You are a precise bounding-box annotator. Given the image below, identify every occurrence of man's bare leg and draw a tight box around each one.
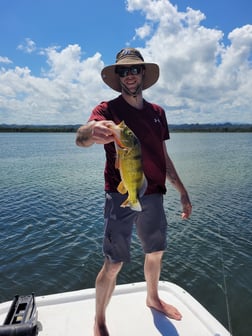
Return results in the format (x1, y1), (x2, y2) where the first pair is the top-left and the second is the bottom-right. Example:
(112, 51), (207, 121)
(144, 251), (182, 320)
(94, 258), (123, 336)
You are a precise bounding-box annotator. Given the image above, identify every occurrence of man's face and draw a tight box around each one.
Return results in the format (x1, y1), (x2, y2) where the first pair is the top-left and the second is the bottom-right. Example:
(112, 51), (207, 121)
(117, 65), (144, 95)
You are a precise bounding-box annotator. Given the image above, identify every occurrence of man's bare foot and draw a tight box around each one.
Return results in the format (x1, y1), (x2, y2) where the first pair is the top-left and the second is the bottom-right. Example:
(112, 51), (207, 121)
(147, 299), (182, 321)
(94, 321), (109, 336)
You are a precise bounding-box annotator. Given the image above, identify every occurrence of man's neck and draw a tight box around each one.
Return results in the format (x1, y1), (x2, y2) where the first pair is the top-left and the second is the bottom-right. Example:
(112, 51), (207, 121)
(121, 91), (144, 110)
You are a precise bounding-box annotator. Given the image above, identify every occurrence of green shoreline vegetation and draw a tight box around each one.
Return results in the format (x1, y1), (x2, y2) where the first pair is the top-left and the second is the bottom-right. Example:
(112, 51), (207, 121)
(0, 123), (252, 133)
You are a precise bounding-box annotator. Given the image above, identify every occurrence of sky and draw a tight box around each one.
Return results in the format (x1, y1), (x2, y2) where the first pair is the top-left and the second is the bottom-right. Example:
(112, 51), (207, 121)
(0, 0), (252, 125)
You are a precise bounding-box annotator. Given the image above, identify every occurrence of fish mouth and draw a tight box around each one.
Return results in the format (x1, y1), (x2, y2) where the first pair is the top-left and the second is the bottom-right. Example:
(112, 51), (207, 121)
(114, 137), (127, 149)
(108, 126), (127, 149)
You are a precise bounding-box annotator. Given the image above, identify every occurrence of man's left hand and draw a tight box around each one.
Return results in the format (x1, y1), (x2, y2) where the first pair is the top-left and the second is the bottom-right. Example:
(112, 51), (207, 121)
(181, 193), (192, 219)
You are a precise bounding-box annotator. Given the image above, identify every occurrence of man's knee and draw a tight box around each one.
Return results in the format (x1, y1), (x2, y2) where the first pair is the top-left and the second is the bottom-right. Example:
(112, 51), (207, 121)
(145, 250), (164, 262)
(104, 259), (123, 279)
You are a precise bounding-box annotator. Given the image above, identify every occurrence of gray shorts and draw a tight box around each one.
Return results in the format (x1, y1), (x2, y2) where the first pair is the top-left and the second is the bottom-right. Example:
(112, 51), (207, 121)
(103, 192), (168, 263)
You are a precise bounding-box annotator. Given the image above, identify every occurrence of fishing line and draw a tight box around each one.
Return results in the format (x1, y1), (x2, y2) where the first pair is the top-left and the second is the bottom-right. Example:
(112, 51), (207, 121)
(217, 222), (233, 335)
(167, 197), (233, 334)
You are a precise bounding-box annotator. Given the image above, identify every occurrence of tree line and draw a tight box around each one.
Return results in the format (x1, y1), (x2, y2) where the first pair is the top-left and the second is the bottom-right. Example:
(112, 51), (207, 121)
(0, 123), (252, 133)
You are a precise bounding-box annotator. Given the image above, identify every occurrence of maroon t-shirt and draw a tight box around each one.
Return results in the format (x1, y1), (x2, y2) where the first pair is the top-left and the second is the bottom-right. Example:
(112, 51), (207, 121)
(88, 95), (170, 194)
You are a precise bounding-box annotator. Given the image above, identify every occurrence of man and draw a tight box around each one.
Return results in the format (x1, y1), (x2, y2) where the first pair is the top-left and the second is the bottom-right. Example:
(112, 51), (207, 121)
(76, 48), (192, 336)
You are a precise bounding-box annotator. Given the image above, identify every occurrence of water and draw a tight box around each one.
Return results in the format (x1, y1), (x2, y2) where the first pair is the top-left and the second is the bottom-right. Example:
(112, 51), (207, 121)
(0, 132), (251, 336)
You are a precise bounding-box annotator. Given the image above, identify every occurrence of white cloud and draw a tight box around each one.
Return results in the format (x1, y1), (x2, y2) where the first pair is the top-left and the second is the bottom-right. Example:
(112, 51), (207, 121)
(134, 23), (152, 39)
(17, 38), (37, 54)
(0, 45), (114, 124)
(0, 56), (12, 64)
(127, 0), (252, 123)
(0, 0), (252, 124)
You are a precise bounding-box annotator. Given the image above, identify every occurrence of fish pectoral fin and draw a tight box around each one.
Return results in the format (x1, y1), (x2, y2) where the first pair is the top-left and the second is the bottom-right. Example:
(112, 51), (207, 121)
(138, 175), (148, 198)
(117, 181), (127, 194)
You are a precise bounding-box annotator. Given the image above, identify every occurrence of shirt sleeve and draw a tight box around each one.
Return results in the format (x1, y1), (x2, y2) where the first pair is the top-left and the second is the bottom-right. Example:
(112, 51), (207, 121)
(161, 109), (170, 141)
(88, 101), (110, 122)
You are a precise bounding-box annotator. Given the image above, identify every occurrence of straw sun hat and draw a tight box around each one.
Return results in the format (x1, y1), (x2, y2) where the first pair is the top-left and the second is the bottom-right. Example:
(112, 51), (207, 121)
(101, 48), (159, 92)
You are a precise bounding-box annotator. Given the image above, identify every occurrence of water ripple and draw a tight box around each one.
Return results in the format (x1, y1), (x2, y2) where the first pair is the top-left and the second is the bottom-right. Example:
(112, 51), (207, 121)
(0, 133), (251, 336)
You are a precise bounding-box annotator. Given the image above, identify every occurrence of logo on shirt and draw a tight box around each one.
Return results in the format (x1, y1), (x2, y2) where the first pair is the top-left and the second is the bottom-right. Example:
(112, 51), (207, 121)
(154, 118), (161, 123)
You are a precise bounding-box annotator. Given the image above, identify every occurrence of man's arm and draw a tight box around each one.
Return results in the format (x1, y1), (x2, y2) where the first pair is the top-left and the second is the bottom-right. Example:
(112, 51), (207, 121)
(76, 120), (115, 147)
(163, 142), (192, 219)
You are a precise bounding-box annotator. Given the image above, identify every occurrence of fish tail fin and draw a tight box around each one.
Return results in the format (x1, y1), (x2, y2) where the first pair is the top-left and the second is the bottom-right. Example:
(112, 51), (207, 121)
(120, 197), (142, 212)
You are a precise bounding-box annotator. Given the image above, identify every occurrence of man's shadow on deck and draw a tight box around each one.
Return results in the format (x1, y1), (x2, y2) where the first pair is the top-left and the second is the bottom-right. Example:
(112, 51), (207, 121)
(150, 308), (179, 336)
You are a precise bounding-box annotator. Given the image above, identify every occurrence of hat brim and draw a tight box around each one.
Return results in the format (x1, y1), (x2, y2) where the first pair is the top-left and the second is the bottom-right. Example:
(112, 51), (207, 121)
(101, 62), (159, 92)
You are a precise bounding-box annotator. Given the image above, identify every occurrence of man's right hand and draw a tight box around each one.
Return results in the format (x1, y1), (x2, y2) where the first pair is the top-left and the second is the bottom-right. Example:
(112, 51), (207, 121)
(76, 120), (116, 147)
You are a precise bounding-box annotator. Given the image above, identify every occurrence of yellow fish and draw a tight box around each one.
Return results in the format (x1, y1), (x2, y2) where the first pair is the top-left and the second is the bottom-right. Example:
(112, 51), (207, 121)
(109, 121), (147, 211)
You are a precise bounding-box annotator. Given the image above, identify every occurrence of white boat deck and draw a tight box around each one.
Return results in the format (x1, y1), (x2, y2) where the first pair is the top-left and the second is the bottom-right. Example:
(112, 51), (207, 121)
(0, 281), (231, 336)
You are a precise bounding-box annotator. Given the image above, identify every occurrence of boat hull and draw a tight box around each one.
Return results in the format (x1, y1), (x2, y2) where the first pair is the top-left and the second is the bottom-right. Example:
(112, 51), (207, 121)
(0, 281), (231, 335)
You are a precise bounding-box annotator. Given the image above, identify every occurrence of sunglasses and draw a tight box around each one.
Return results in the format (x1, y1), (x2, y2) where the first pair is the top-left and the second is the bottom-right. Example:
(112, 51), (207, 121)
(116, 65), (143, 78)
